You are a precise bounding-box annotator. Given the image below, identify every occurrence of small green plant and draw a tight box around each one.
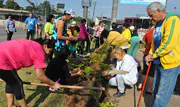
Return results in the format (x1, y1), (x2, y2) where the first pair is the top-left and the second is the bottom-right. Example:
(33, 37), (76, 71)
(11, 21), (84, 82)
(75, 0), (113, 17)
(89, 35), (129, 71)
(99, 102), (114, 107)
(71, 63), (85, 68)
(99, 63), (108, 68)
(89, 90), (97, 99)
(90, 59), (99, 64)
(84, 66), (94, 74)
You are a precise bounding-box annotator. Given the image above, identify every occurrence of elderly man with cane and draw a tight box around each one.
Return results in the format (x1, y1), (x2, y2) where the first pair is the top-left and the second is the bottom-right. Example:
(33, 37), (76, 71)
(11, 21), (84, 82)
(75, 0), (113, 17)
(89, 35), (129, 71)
(145, 2), (180, 107)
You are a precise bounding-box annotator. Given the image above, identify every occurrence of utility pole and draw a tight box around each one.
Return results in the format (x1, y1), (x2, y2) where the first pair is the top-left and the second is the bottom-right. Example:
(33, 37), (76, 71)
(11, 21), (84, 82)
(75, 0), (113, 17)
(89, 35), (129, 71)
(165, 0), (168, 10)
(111, 0), (119, 23)
(92, 1), (96, 20)
(83, 7), (88, 19)
(44, 8), (46, 22)
(82, 0), (91, 19)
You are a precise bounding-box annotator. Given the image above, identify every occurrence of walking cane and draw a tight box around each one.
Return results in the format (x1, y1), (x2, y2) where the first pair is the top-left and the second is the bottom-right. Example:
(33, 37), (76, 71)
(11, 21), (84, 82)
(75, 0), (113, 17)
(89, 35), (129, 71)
(137, 61), (152, 107)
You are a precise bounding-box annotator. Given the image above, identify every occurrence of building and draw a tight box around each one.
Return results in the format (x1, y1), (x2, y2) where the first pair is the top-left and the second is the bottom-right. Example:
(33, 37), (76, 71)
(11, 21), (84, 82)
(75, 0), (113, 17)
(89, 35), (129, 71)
(0, 8), (30, 21)
(95, 17), (124, 30)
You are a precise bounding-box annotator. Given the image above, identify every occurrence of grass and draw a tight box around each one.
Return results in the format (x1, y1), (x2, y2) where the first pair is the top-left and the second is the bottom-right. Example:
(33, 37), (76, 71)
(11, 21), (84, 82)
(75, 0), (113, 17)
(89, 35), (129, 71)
(0, 66), (64, 107)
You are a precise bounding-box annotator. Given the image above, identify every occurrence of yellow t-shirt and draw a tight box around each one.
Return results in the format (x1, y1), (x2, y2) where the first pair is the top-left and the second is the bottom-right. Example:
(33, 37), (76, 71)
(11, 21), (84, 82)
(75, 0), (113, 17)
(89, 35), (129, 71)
(122, 29), (131, 41)
(44, 22), (53, 35)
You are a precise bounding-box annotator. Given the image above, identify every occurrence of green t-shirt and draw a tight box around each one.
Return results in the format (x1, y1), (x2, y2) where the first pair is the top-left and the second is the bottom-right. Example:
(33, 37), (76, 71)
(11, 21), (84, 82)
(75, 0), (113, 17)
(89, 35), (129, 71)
(44, 22), (53, 35)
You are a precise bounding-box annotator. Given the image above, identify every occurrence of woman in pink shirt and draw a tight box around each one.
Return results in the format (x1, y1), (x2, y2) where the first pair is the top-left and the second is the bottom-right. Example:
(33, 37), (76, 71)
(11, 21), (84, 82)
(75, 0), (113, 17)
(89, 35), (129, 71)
(78, 19), (92, 54)
(0, 39), (60, 107)
(94, 21), (104, 48)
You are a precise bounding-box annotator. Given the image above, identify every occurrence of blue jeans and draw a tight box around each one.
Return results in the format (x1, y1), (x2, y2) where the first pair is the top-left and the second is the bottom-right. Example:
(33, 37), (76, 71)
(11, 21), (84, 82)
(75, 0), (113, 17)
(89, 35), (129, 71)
(152, 64), (180, 107)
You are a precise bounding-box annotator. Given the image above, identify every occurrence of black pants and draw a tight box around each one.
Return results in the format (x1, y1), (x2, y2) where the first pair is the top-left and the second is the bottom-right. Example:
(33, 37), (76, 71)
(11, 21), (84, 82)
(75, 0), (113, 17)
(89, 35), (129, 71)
(45, 47), (71, 85)
(0, 70), (25, 100)
(79, 37), (90, 54)
(26, 30), (35, 40)
(7, 31), (13, 40)
(95, 37), (100, 48)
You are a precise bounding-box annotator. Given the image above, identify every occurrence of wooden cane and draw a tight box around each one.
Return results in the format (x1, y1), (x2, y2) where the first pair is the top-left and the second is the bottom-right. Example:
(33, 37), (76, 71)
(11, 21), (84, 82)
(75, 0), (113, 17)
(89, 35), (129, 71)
(0, 79), (105, 91)
(137, 62), (152, 107)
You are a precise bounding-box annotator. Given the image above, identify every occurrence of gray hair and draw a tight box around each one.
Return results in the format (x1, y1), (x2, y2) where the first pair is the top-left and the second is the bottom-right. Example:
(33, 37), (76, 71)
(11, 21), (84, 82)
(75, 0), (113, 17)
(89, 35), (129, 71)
(147, 2), (166, 12)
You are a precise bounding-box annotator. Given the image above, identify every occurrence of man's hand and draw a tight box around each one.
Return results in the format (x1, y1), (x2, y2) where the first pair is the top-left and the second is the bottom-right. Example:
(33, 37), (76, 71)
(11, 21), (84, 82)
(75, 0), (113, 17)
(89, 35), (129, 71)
(24, 28), (26, 31)
(145, 54), (154, 65)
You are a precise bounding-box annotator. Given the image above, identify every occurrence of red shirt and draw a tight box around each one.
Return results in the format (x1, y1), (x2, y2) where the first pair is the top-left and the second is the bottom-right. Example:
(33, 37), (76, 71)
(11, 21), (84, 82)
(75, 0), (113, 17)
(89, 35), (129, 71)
(0, 39), (46, 70)
(142, 28), (154, 55)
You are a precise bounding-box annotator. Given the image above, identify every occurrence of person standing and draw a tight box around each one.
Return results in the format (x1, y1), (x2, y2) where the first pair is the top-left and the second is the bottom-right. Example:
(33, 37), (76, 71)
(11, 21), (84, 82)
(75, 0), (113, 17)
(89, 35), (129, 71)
(44, 14), (55, 40)
(45, 9), (78, 86)
(24, 13), (38, 40)
(94, 21), (104, 48)
(5, 15), (16, 41)
(78, 19), (92, 55)
(44, 14), (55, 62)
(37, 16), (44, 39)
(146, 2), (180, 107)
(121, 23), (131, 41)
(127, 26), (140, 57)
(138, 21), (156, 93)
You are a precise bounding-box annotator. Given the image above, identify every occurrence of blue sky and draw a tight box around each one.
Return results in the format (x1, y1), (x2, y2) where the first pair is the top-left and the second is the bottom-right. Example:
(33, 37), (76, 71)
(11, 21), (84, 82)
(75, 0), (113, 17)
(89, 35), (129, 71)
(3, 0), (180, 20)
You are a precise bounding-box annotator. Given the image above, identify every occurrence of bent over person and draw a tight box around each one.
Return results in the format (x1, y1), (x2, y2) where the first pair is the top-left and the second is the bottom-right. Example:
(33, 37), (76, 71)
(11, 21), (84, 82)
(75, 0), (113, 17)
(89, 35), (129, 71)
(0, 39), (60, 107)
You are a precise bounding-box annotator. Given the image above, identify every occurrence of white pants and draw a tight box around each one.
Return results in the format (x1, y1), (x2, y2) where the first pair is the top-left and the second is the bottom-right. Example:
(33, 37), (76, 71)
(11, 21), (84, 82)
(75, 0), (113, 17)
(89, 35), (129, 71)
(109, 75), (133, 93)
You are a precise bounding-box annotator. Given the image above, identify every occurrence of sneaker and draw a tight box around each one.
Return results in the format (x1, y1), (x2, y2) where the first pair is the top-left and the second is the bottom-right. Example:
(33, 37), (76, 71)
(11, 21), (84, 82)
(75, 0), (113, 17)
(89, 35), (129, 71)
(113, 91), (125, 97)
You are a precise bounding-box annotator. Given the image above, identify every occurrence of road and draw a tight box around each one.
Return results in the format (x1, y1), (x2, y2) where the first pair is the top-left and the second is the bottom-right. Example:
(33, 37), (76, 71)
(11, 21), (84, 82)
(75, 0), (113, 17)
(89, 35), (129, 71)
(0, 27), (37, 42)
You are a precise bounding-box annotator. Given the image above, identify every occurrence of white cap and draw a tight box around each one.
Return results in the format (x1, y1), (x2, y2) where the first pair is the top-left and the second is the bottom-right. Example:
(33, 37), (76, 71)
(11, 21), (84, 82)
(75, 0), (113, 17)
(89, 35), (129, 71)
(129, 26), (135, 31)
(65, 9), (76, 18)
(71, 21), (76, 25)
(71, 21), (76, 27)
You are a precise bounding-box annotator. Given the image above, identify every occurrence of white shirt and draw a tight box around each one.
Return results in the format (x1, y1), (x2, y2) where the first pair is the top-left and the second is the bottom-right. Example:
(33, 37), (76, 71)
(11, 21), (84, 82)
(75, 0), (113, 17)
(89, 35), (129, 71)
(116, 54), (138, 86)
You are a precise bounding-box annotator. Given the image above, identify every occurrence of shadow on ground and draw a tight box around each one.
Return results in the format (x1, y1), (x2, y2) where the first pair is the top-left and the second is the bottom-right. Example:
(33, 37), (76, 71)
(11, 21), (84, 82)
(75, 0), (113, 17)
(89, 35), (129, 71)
(26, 86), (51, 106)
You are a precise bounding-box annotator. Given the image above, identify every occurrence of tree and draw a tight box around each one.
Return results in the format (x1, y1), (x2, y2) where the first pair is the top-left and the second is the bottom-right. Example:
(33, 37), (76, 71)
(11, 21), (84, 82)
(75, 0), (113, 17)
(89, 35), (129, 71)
(0, 3), (3, 8)
(37, 0), (51, 16)
(25, 6), (34, 12)
(5, 0), (20, 10)
(0, 0), (4, 8)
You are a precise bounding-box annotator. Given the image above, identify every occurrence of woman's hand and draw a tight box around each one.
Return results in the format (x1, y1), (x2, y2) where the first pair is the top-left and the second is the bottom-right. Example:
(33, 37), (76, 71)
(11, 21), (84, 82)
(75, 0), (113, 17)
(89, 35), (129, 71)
(52, 82), (61, 90)
(102, 71), (110, 76)
(76, 70), (83, 76)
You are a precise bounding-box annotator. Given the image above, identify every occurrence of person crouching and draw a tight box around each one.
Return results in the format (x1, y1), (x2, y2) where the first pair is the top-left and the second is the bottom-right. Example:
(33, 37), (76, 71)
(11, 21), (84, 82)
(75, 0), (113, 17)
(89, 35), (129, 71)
(103, 47), (138, 97)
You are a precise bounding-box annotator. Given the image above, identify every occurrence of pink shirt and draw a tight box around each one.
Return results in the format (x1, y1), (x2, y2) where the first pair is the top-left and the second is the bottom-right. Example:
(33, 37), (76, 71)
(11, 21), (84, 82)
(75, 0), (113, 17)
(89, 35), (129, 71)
(95, 26), (104, 37)
(78, 23), (90, 40)
(0, 39), (46, 70)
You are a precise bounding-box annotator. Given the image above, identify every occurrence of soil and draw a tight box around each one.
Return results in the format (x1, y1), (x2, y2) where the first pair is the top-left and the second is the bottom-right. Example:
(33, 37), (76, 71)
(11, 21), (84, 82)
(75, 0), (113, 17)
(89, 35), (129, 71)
(62, 50), (118, 107)
(63, 80), (100, 107)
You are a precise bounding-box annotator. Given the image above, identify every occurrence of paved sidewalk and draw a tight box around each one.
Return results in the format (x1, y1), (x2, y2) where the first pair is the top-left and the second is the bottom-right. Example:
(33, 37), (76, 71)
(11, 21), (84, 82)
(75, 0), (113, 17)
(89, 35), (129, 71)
(106, 48), (180, 107)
